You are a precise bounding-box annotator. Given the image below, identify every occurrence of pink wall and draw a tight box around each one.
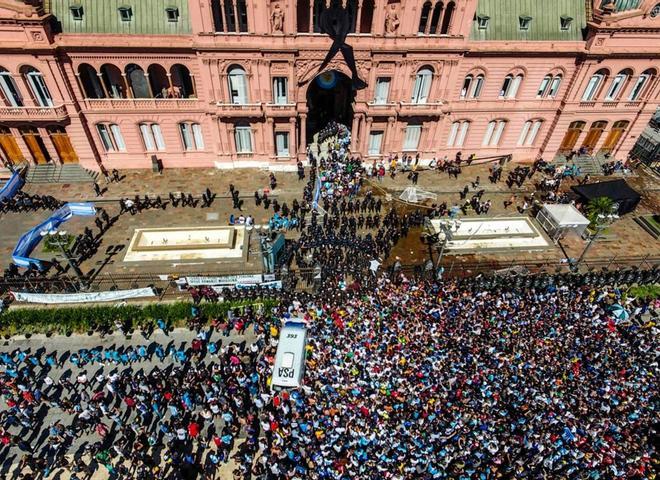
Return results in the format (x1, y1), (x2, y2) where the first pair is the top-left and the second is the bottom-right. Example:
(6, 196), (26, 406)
(0, 0), (658, 171)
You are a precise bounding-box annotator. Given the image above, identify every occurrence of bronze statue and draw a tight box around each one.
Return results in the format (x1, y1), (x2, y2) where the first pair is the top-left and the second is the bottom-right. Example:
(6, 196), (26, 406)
(317, 0), (367, 90)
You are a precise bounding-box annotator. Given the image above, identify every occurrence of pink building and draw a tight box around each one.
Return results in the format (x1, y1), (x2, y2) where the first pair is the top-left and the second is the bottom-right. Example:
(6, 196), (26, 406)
(0, 0), (658, 171)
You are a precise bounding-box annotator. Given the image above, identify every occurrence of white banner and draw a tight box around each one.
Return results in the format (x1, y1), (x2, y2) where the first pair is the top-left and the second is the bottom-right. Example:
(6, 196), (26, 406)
(11, 287), (156, 305)
(184, 274), (263, 286)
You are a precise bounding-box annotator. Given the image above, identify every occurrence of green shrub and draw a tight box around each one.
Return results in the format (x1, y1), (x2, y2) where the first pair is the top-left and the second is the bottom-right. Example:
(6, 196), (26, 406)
(0, 299), (278, 336)
(627, 284), (660, 301)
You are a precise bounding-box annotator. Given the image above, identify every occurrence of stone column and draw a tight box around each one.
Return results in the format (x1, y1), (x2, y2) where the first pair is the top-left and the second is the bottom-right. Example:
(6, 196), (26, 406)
(121, 73), (133, 98)
(384, 116), (396, 153)
(299, 113), (307, 152)
(96, 73), (110, 98)
(227, 124), (236, 161)
(360, 117), (373, 156)
(355, 1), (363, 33)
(232, 1), (240, 32)
(144, 74), (155, 98)
(350, 114), (361, 151)
(266, 118), (275, 159)
(289, 117), (298, 158)
(219, 0), (228, 32)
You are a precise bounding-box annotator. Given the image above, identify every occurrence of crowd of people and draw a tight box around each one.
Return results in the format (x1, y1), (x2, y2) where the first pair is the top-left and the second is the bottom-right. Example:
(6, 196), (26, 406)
(0, 192), (62, 214)
(0, 271), (656, 479)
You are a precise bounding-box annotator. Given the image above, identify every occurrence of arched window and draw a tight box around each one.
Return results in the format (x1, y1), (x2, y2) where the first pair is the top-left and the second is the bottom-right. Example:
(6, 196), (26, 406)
(518, 120), (543, 146)
(0, 67), (23, 107)
(537, 75), (552, 98)
(482, 120), (506, 146)
(411, 67), (433, 104)
(548, 75), (562, 97)
(582, 69), (607, 101)
(460, 75), (473, 98)
(100, 64), (125, 99)
(605, 69), (631, 101)
(211, 0), (224, 32)
(447, 120), (470, 147)
(236, 0), (248, 32)
(297, 0), (310, 32)
(147, 64), (169, 99)
(628, 68), (655, 101)
(313, 0), (325, 33)
(471, 74), (484, 98)
(429, 2), (444, 34)
(440, 1), (454, 34)
(228, 66), (248, 104)
(96, 123), (126, 152)
(78, 64), (105, 99)
(179, 122), (205, 151)
(125, 64), (151, 98)
(139, 123), (166, 151)
(360, 0), (375, 33)
(171, 64), (194, 98)
(22, 67), (53, 107)
(418, 2), (432, 34)
(500, 74), (523, 99)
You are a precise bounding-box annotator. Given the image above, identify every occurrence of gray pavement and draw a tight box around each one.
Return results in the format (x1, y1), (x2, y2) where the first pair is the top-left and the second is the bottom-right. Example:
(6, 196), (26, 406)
(0, 328), (257, 479)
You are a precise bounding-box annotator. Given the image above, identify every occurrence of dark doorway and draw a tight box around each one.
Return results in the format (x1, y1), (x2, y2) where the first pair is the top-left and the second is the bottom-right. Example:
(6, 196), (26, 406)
(306, 70), (354, 144)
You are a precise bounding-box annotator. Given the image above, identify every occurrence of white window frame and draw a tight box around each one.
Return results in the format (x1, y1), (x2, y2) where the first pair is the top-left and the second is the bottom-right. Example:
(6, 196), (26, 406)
(548, 75), (562, 98)
(275, 131), (289, 157)
(499, 75), (512, 98)
(110, 124), (126, 151)
(228, 68), (248, 104)
(483, 120), (506, 146)
(448, 121), (470, 147)
(582, 73), (604, 101)
(235, 126), (253, 154)
(628, 73), (649, 101)
(477, 15), (489, 29)
(403, 125), (422, 151)
(374, 77), (391, 104)
(368, 131), (383, 155)
(508, 75), (523, 99)
(537, 75), (552, 98)
(139, 123), (156, 151)
(560, 16), (573, 31)
(165, 7), (179, 22)
(272, 77), (288, 105)
(192, 123), (204, 150)
(460, 75), (472, 99)
(605, 73), (628, 101)
(518, 120), (543, 146)
(179, 123), (193, 151)
(118, 6), (132, 22)
(0, 72), (22, 107)
(152, 124), (166, 151)
(411, 68), (433, 104)
(97, 124), (114, 152)
(26, 71), (53, 107)
(471, 75), (484, 99)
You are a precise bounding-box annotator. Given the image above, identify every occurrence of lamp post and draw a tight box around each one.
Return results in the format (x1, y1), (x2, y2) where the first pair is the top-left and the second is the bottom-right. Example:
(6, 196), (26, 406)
(572, 211), (618, 272)
(425, 219), (461, 270)
(41, 229), (87, 289)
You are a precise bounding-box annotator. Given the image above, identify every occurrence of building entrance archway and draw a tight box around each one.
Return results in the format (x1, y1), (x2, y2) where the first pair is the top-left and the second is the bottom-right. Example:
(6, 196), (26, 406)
(306, 70), (354, 144)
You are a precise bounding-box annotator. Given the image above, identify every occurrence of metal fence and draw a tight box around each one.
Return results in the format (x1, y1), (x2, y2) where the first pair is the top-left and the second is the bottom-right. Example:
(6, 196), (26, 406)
(1, 254), (658, 298)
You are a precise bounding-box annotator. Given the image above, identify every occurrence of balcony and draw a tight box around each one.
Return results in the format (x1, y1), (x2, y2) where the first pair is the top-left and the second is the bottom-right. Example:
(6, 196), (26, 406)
(216, 102), (263, 118)
(0, 105), (69, 121)
(397, 101), (444, 117)
(82, 98), (200, 111)
(366, 102), (397, 117)
(263, 103), (296, 118)
(578, 101), (597, 108)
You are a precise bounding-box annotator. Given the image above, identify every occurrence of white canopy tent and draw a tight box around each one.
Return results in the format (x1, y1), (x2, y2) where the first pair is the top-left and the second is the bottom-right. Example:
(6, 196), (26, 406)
(536, 204), (590, 242)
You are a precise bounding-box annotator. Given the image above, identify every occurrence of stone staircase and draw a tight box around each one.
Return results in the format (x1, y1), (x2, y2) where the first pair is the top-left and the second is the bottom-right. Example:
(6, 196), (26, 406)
(552, 155), (604, 176)
(25, 164), (99, 184)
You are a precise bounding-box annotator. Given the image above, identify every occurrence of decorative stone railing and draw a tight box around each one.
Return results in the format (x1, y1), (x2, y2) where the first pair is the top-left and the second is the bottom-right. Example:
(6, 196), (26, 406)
(0, 105), (68, 119)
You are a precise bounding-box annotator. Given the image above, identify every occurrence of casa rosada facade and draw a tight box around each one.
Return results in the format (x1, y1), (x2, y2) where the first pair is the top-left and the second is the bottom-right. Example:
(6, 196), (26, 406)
(0, 0), (658, 171)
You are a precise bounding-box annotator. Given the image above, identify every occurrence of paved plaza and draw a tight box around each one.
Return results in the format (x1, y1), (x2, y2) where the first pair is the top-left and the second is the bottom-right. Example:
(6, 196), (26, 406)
(1, 162), (659, 282)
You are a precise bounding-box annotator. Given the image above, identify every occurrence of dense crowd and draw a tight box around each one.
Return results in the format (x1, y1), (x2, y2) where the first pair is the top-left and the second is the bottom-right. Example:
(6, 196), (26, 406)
(0, 273), (657, 479)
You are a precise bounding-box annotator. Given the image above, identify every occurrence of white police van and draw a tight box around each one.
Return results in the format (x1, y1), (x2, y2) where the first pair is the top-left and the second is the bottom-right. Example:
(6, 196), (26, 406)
(271, 320), (307, 390)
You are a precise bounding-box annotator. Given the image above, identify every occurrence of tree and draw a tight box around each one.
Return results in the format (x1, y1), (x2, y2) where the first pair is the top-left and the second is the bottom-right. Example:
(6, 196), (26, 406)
(586, 196), (615, 228)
